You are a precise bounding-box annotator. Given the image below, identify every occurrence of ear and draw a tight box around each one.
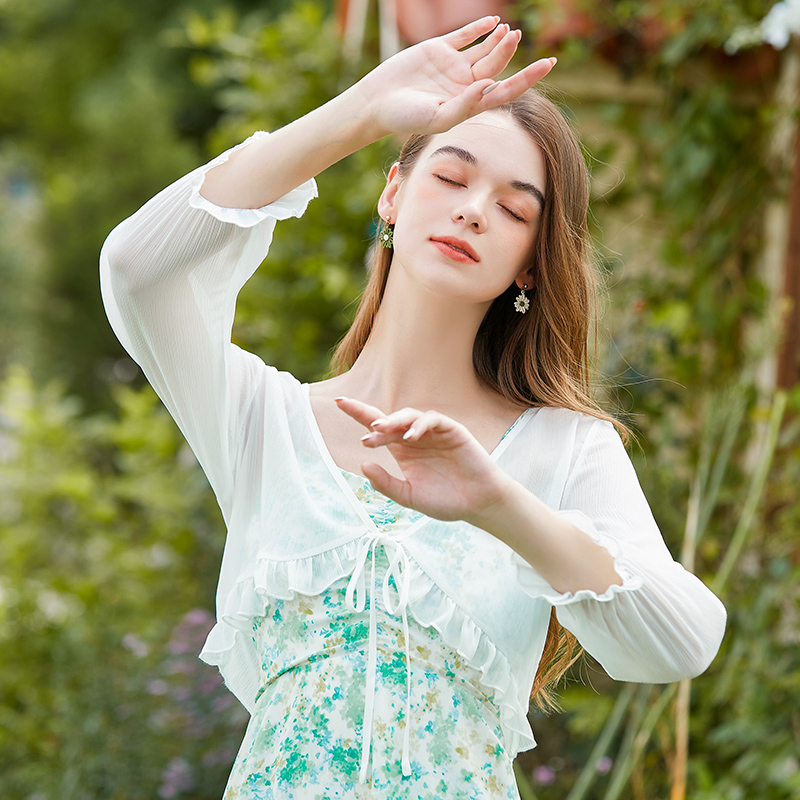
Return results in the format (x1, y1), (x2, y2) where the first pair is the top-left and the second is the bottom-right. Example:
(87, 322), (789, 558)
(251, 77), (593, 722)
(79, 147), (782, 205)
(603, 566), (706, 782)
(514, 267), (535, 290)
(377, 162), (402, 222)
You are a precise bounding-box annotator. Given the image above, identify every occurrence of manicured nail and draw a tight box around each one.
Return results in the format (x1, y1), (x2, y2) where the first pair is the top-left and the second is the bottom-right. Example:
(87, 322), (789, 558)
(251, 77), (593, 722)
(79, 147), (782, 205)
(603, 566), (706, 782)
(482, 82), (499, 96)
(549, 57), (558, 66)
(360, 433), (374, 442)
(370, 418), (387, 428)
(334, 396), (348, 402)
(403, 428), (416, 440)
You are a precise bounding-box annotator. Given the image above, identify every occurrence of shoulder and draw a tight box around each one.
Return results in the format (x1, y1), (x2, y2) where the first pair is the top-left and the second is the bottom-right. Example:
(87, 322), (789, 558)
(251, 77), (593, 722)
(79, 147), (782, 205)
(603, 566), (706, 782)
(530, 405), (618, 444)
(521, 406), (627, 479)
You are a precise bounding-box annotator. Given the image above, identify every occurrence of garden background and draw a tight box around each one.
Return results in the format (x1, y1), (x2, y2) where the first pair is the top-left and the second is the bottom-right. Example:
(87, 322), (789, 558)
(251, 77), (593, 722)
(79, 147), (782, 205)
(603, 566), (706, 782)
(0, 0), (798, 798)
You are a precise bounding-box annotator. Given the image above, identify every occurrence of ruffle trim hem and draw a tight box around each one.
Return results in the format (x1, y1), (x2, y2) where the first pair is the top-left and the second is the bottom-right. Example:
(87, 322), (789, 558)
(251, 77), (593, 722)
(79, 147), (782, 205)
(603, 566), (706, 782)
(512, 509), (644, 605)
(198, 539), (537, 758)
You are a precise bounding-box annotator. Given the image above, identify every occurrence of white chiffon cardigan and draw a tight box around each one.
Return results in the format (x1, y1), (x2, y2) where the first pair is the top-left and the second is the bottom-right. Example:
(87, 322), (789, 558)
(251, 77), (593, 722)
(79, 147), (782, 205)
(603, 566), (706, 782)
(99, 132), (727, 760)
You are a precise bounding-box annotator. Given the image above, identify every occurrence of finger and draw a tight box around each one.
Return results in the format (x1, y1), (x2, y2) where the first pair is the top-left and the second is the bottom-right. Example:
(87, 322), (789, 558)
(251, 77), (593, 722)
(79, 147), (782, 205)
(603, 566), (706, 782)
(361, 462), (413, 507)
(440, 16), (501, 49)
(463, 22), (510, 65)
(370, 406), (425, 433)
(334, 396), (387, 431)
(479, 58), (556, 109)
(470, 28), (521, 80)
(430, 80), (495, 131)
(401, 410), (455, 442)
(362, 408), (451, 447)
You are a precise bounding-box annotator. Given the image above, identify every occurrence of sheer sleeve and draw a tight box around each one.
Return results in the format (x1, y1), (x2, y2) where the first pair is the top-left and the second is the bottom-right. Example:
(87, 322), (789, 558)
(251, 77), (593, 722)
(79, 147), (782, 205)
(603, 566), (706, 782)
(512, 419), (726, 683)
(99, 132), (317, 520)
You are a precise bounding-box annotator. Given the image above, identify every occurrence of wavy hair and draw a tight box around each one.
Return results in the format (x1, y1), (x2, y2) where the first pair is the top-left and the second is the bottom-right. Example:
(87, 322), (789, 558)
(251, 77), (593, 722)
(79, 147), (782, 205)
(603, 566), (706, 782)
(331, 89), (625, 710)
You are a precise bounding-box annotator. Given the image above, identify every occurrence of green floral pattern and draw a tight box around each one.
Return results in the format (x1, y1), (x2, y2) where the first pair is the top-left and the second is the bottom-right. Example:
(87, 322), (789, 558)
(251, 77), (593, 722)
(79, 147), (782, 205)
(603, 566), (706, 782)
(222, 474), (520, 799)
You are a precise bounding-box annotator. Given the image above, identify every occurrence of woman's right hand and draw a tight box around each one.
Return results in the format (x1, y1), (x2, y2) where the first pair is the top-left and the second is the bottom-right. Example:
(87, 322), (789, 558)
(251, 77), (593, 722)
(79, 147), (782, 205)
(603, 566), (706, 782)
(199, 17), (554, 210)
(352, 16), (555, 139)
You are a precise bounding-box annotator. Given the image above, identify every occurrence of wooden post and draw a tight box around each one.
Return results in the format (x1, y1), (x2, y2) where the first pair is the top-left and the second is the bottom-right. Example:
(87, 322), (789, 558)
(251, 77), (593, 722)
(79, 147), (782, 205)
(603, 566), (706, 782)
(752, 41), (800, 401)
(777, 99), (800, 389)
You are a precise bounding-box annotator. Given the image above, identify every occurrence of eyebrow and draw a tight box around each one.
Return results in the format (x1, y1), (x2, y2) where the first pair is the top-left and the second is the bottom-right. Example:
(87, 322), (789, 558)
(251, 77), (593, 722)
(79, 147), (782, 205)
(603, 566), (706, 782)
(428, 145), (546, 210)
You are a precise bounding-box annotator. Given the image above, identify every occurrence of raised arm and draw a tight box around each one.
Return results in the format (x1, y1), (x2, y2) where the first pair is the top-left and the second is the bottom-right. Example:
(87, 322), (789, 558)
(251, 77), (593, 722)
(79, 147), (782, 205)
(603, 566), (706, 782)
(99, 135), (318, 517)
(100, 17), (554, 519)
(199, 17), (555, 209)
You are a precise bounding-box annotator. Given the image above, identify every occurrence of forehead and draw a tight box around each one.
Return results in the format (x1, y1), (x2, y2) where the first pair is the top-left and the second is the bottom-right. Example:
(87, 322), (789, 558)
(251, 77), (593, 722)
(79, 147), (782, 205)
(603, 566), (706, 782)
(418, 113), (546, 189)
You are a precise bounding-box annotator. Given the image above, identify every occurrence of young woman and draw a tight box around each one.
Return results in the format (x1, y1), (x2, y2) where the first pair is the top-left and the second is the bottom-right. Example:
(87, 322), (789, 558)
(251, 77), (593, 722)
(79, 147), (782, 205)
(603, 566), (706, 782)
(100, 17), (726, 799)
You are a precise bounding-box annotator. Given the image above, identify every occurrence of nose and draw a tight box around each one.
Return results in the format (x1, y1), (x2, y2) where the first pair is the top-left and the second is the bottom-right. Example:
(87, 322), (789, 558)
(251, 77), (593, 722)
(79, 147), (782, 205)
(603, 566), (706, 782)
(452, 192), (488, 233)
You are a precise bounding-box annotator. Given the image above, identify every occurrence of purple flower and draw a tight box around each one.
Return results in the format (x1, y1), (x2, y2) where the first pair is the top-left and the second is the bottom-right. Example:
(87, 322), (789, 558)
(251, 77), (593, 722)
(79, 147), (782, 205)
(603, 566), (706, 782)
(168, 638), (192, 655)
(212, 694), (235, 712)
(533, 765), (557, 786)
(147, 679), (169, 696)
(158, 757), (194, 798)
(122, 633), (150, 658)
(199, 671), (223, 695)
(185, 608), (214, 627)
(597, 756), (614, 774)
(167, 608), (215, 653)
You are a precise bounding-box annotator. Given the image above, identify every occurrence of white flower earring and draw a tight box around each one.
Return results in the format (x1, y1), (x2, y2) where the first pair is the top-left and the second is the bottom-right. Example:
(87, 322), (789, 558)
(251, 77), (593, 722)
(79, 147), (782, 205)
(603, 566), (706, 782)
(514, 283), (530, 314)
(380, 217), (394, 249)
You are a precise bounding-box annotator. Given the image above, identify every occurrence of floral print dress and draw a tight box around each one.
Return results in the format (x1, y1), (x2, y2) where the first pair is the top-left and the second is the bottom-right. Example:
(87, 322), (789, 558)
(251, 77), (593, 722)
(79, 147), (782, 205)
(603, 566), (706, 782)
(222, 471), (521, 800)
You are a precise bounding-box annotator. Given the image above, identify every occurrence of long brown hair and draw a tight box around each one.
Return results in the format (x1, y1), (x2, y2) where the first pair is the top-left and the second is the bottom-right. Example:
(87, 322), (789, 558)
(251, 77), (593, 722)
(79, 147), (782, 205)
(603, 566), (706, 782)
(331, 89), (625, 710)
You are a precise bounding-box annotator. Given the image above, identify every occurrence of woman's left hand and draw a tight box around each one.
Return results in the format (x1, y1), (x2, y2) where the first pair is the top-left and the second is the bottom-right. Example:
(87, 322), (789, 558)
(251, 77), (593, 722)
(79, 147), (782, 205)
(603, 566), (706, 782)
(334, 396), (513, 524)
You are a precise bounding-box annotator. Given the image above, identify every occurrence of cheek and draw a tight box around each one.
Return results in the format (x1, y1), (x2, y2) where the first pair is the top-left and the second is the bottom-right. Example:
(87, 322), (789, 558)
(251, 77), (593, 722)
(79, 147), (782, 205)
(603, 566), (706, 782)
(397, 176), (450, 219)
(508, 222), (539, 267)
(392, 182), (445, 248)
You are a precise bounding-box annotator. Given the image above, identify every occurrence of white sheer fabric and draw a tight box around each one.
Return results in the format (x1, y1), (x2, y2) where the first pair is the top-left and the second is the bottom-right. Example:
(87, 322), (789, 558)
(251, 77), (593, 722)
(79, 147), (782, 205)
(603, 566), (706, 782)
(99, 132), (726, 763)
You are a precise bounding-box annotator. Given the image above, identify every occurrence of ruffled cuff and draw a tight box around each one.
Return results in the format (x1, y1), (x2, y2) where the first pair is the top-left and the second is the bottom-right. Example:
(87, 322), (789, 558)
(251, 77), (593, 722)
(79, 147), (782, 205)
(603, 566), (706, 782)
(188, 130), (319, 227)
(512, 509), (643, 606)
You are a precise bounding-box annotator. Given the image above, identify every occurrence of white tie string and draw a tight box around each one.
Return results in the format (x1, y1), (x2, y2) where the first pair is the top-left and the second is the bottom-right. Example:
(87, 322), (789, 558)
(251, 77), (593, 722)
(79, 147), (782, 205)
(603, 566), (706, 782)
(345, 531), (413, 785)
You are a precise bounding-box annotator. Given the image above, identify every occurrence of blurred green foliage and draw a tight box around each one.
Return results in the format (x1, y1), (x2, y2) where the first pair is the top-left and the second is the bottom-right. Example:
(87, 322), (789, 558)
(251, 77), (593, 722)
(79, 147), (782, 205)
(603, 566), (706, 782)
(0, 368), (247, 797)
(0, 0), (798, 798)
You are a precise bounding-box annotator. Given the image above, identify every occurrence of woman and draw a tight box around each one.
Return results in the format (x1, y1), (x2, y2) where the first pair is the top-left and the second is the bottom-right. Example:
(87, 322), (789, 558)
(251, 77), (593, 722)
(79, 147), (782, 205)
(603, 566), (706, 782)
(100, 17), (726, 799)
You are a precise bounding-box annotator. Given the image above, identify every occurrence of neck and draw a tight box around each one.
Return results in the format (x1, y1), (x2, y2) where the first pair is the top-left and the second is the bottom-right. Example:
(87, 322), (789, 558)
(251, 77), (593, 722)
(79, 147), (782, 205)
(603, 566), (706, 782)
(345, 267), (490, 413)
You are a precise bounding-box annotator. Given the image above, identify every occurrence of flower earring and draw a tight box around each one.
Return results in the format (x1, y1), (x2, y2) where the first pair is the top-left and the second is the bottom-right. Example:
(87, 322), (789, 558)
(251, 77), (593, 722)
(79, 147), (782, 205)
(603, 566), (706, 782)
(380, 217), (394, 249)
(514, 283), (530, 314)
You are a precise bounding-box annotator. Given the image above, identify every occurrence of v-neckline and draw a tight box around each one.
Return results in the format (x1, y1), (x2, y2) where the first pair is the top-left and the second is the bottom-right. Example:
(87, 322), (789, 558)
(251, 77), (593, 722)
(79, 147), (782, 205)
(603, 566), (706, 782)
(301, 382), (538, 539)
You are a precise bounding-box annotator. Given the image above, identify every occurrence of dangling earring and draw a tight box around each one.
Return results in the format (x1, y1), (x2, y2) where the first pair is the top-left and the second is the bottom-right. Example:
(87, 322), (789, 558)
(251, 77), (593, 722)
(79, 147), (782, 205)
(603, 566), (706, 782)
(514, 283), (530, 314)
(380, 217), (394, 249)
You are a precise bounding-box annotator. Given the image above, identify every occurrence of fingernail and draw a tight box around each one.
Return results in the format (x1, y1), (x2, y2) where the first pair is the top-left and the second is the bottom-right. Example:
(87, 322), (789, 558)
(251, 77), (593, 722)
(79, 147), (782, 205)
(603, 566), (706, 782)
(482, 82), (499, 96)
(550, 56), (558, 66)
(403, 428), (416, 440)
(360, 433), (374, 442)
(370, 418), (387, 428)
(334, 396), (348, 402)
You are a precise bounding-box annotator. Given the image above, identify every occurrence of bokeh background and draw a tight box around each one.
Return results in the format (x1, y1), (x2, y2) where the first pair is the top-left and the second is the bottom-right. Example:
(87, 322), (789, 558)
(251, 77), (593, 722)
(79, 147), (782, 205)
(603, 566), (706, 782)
(1, 1), (798, 798)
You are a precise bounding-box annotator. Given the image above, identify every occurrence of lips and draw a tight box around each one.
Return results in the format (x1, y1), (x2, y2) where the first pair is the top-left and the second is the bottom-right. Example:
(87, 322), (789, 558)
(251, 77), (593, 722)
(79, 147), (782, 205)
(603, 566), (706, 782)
(430, 236), (479, 262)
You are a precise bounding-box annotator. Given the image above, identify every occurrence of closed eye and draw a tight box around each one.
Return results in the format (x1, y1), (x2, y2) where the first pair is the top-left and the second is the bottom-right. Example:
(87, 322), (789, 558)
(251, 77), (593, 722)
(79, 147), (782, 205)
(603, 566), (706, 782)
(500, 205), (526, 223)
(434, 173), (464, 187)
